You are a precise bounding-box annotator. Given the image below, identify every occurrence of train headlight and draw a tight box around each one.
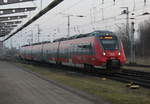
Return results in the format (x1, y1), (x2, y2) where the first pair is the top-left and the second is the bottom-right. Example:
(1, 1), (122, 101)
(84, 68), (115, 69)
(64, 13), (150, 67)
(118, 52), (121, 56)
(103, 52), (106, 56)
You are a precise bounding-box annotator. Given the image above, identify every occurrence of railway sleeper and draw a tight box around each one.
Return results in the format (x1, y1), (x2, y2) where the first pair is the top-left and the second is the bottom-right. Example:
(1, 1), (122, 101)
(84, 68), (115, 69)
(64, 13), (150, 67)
(106, 60), (121, 73)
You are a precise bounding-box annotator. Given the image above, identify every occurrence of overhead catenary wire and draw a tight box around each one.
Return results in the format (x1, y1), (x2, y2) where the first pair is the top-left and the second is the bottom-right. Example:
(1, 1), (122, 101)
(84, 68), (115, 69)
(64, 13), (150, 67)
(56, 0), (85, 14)
(3, 0), (64, 42)
(4, 0), (150, 47)
(35, 6), (150, 39)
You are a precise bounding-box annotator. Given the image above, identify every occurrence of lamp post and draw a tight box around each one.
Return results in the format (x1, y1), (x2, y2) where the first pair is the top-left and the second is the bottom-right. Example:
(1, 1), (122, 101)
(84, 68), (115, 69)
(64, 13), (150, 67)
(59, 13), (85, 37)
(130, 21), (135, 64)
(121, 7), (134, 63)
(27, 30), (33, 45)
(36, 24), (41, 43)
(123, 11), (150, 64)
(67, 15), (85, 37)
(121, 7), (129, 40)
(131, 12), (150, 64)
(40, 0), (42, 10)
(67, 15), (70, 38)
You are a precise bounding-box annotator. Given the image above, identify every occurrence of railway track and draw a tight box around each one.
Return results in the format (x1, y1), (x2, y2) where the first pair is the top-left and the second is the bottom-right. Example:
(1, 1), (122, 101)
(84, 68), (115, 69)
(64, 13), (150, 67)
(103, 69), (150, 88)
(15, 60), (150, 89)
(126, 64), (150, 68)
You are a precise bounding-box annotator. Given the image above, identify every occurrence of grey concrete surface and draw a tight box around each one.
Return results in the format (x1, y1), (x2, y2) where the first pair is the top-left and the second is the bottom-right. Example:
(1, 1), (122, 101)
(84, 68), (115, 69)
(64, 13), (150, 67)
(0, 61), (109, 104)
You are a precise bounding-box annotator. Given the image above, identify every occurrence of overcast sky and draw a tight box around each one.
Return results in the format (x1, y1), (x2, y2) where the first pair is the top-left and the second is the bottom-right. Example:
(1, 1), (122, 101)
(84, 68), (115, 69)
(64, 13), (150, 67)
(2, 0), (150, 48)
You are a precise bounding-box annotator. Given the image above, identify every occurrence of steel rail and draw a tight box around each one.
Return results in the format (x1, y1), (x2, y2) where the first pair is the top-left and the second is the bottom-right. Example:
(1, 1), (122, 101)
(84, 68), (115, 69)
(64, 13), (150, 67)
(12, 59), (150, 89)
(109, 72), (150, 88)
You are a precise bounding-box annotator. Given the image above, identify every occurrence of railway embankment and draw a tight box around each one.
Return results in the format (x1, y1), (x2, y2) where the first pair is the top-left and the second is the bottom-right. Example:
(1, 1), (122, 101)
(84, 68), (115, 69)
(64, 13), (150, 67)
(124, 64), (150, 72)
(13, 61), (150, 104)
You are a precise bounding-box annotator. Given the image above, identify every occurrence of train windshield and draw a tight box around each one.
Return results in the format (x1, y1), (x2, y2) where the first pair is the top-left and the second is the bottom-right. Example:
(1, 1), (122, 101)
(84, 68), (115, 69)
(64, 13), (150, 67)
(99, 36), (119, 50)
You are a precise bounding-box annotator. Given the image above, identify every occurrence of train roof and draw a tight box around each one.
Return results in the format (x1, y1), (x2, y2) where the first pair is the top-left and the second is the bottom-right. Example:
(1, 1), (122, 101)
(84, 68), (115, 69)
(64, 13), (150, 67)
(53, 30), (115, 42)
(22, 41), (51, 47)
(22, 30), (115, 47)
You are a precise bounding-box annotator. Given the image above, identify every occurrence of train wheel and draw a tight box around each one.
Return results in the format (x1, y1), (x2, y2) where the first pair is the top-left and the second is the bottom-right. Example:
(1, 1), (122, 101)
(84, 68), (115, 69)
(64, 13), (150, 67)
(56, 62), (62, 68)
(84, 64), (93, 73)
(56, 61), (62, 65)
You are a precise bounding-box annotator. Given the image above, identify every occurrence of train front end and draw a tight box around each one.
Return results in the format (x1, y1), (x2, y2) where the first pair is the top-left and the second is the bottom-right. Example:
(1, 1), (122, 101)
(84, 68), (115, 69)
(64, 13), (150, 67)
(95, 33), (126, 70)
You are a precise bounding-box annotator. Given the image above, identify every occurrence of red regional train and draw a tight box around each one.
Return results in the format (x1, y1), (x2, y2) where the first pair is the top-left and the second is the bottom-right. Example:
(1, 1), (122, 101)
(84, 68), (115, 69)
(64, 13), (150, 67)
(19, 31), (126, 71)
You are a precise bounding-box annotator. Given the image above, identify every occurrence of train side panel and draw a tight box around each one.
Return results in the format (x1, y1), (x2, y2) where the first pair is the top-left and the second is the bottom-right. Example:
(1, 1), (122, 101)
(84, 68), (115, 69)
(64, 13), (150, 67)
(31, 44), (43, 61)
(43, 42), (59, 63)
(21, 46), (32, 60)
(58, 37), (98, 66)
(19, 32), (126, 70)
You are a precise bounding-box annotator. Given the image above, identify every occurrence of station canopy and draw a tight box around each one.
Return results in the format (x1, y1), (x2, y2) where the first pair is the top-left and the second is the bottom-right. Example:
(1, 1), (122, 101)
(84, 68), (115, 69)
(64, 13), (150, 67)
(0, 0), (37, 37)
(0, 0), (35, 5)
(0, 15), (27, 21)
(0, 24), (17, 28)
(0, 21), (22, 37)
(0, 24), (18, 36)
(0, 21), (22, 25)
(0, 7), (36, 15)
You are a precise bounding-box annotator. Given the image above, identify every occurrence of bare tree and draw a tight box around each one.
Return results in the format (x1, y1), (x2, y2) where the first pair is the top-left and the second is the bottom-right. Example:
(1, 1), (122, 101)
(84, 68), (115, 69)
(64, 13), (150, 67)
(138, 19), (150, 57)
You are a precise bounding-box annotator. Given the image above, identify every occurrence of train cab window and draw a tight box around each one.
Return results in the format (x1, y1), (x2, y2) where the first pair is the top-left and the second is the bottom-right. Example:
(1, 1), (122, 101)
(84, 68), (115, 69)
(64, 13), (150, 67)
(100, 37), (119, 50)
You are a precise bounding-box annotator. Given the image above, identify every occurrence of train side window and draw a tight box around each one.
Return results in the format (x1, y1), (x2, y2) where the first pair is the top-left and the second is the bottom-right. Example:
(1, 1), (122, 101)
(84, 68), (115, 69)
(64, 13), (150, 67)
(72, 45), (76, 56)
(69, 44), (73, 57)
(69, 46), (72, 58)
(89, 43), (94, 55)
(73, 44), (78, 55)
(64, 48), (67, 58)
(77, 43), (83, 55)
(63, 48), (65, 58)
(77, 43), (93, 55)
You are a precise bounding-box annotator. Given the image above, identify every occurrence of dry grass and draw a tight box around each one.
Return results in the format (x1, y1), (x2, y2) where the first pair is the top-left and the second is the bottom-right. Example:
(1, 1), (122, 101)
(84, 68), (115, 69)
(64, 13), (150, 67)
(15, 63), (150, 104)
(123, 66), (150, 72)
(136, 57), (150, 65)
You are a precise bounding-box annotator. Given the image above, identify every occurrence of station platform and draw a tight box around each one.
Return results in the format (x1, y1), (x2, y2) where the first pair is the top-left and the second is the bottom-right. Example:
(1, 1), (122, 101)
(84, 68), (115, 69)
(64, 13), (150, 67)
(0, 61), (106, 104)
